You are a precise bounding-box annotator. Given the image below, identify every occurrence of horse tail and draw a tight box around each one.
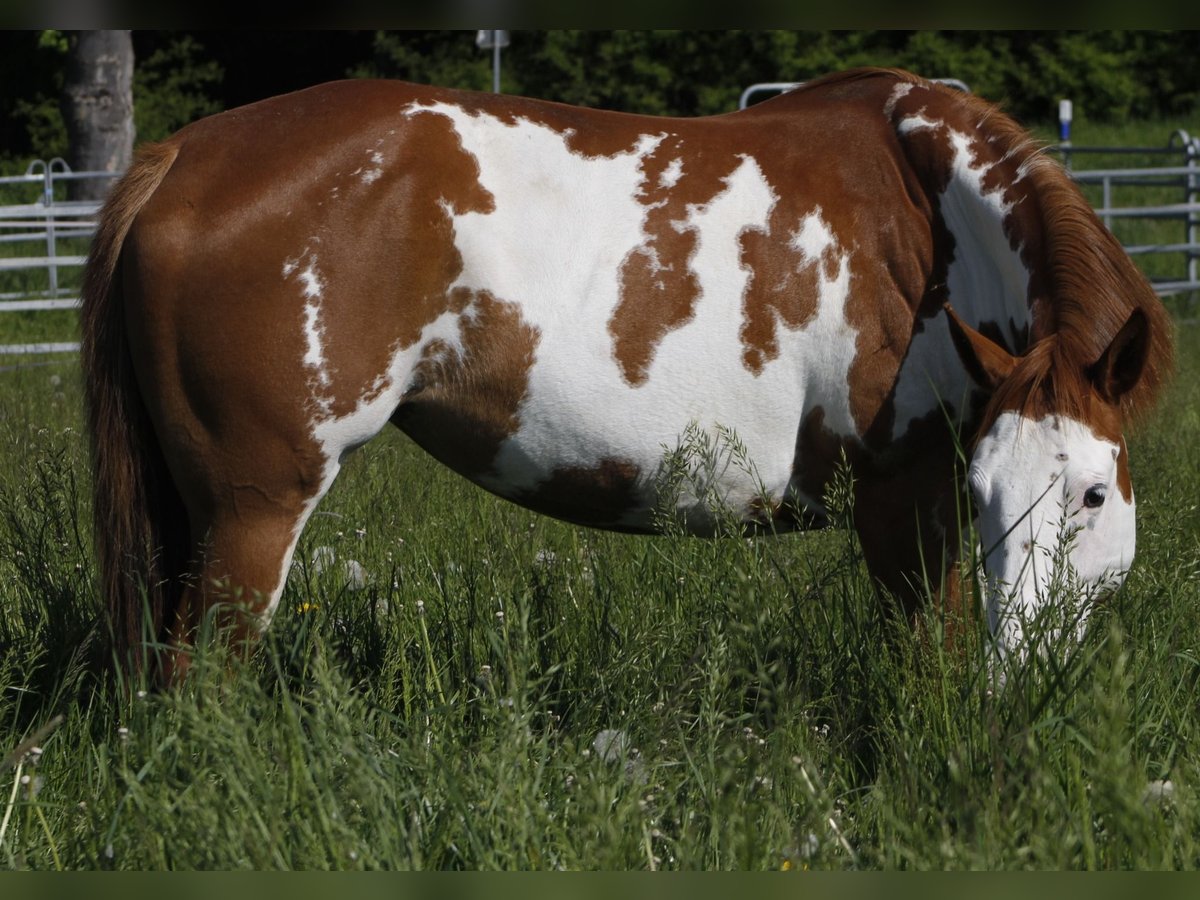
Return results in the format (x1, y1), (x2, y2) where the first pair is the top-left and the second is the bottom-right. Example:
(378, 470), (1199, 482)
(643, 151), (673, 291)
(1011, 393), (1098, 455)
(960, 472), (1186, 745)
(80, 141), (183, 673)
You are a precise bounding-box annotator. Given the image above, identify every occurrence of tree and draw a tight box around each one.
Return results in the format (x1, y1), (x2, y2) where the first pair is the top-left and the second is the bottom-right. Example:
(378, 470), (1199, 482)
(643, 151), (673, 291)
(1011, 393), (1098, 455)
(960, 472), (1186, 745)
(59, 30), (133, 201)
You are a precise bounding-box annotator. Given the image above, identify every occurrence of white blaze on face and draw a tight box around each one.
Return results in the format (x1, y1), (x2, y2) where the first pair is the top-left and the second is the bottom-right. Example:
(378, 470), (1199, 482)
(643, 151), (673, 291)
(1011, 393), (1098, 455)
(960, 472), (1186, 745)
(969, 411), (1136, 658)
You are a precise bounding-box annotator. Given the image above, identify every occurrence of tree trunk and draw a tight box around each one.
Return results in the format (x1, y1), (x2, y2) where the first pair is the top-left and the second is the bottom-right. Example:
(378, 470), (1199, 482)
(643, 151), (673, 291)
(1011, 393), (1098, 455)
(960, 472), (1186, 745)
(60, 30), (134, 202)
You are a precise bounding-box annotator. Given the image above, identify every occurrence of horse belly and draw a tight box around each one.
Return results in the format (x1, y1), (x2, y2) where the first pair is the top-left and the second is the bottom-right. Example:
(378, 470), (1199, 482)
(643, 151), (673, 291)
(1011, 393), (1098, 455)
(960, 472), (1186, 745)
(397, 345), (806, 533)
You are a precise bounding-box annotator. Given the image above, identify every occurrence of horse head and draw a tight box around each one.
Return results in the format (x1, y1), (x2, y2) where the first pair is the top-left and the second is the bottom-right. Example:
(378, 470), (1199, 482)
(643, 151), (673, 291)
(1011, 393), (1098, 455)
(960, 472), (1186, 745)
(946, 304), (1151, 660)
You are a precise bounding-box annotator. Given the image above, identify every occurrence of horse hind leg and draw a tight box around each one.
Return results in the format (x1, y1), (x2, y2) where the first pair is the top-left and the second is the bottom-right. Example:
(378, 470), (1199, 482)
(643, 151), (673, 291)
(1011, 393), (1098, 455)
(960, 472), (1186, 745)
(159, 441), (339, 684)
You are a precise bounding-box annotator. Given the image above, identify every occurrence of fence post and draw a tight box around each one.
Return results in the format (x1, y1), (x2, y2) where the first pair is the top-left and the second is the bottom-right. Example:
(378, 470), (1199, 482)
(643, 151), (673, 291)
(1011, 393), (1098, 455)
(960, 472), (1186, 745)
(1102, 175), (1112, 232)
(48, 158), (74, 297)
(1171, 130), (1197, 290)
(1058, 100), (1073, 172)
(1188, 135), (1198, 290)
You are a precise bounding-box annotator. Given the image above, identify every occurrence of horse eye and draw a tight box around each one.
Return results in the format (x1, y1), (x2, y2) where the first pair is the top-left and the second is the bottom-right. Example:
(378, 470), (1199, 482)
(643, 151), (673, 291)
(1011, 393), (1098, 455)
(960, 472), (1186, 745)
(1083, 485), (1107, 509)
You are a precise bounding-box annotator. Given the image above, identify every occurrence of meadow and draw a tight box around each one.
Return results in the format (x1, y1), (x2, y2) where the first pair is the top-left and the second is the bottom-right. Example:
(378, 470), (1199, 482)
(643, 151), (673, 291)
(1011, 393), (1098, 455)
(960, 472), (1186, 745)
(0, 117), (1198, 870)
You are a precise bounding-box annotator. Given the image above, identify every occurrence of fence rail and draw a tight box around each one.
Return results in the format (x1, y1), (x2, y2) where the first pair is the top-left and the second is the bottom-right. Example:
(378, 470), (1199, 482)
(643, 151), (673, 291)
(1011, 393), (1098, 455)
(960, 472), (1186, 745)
(0, 159), (112, 354)
(1048, 130), (1200, 296)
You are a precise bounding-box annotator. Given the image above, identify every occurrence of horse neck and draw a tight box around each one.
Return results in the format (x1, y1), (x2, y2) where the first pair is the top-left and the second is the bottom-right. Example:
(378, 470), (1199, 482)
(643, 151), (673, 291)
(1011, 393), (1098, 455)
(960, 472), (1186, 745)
(936, 130), (1048, 357)
(884, 80), (1047, 354)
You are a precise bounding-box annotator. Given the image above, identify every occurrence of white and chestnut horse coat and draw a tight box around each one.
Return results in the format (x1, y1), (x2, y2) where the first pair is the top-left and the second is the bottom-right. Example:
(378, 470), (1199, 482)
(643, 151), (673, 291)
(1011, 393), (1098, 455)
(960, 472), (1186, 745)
(81, 68), (1172, 678)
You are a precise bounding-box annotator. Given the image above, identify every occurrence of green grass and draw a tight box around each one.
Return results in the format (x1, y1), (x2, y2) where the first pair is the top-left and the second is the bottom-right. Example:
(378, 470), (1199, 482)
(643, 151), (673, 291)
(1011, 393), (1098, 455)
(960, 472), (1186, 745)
(0, 318), (1197, 869)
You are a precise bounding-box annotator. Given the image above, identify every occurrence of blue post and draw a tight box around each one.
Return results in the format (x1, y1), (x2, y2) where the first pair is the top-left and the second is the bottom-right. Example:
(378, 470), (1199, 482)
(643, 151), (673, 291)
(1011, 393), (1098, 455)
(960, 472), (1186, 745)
(1058, 99), (1073, 172)
(1058, 99), (1073, 143)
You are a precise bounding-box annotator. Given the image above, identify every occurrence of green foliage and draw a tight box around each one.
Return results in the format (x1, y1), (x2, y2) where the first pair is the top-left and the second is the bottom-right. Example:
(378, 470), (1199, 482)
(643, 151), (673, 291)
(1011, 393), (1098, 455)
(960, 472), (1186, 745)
(10, 94), (67, 162)
(132, 35), (224, 144)
(8, 31), (67, 162)
(349, 31), (1200, 124)
(1, 30), (1198, 170)
(1009, 32), (1142, 122)
(0, 32), (224, 166)
(351, 31), (493, 93)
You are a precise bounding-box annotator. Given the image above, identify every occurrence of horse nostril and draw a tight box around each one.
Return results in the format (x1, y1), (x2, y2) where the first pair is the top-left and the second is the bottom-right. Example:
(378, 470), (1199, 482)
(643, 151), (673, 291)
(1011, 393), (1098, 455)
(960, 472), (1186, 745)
(1021, 540), (1031, 552)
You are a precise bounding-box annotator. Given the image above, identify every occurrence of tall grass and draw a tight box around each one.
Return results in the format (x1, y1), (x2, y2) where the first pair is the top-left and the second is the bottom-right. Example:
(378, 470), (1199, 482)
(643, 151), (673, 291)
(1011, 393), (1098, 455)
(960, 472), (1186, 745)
(0, 319), (1197, 869)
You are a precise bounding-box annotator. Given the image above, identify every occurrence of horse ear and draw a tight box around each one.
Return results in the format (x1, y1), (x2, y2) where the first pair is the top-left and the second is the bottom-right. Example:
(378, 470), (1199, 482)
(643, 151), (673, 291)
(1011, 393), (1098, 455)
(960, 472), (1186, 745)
(1089, 307), (1149, 403)
(944, 304), (1016, 392)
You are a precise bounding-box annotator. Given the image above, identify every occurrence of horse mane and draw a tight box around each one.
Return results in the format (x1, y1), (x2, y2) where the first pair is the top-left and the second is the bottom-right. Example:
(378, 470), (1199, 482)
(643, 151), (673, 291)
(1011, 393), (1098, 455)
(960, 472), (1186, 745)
(795, 68), (1175, 432)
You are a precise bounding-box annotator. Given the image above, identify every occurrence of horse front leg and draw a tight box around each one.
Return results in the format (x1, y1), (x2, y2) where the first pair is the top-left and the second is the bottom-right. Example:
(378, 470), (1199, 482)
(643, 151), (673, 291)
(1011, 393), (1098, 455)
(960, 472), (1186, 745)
(852, 463), (973, 645)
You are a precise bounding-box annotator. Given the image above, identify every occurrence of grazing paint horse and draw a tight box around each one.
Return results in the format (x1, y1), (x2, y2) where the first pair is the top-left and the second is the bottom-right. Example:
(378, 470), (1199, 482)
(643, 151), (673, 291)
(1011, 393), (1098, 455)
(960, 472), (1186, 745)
(81, 68), (1172, 680)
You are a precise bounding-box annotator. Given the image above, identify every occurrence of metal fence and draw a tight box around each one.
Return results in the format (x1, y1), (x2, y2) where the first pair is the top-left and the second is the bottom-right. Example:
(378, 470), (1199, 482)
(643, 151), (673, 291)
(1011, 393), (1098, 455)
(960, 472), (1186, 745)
(0, 159), (115, 355)
(1050, 132), (1200, 296)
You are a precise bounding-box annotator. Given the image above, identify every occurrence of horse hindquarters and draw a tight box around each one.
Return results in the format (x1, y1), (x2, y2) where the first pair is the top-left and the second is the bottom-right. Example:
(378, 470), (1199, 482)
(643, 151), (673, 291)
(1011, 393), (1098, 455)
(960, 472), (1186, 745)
(86, 145), (354, 684)
(125, 272), (352, 683)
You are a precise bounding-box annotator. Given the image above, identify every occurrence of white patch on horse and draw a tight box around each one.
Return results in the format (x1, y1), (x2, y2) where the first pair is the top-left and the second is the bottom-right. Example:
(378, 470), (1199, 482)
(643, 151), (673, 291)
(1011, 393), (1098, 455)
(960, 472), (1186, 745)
(898, 113), (939, 135)
(883, 82), (914, 117)
(284, 251), (332, 394)
(403, 100), (861, 528)
(298, 260), (330, 388)
(789, 205), (836, 260)
(776, 208), (858, 510)
(889, 123), (1033, 440)
(361, 149), (385, 185)
(659, 157), (684, 189)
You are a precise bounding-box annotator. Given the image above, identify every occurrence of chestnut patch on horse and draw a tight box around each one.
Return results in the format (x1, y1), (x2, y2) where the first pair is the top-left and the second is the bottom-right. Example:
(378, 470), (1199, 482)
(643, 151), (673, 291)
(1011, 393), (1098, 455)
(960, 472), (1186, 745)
(290, 104), (498, 421)
(394, 289), (540, 479)
(516, 458), (643, 528)
(1116, 437), (1132, 502)
(610, 135), (740, 384)
(558, 109), (661, 159)
(736, 207), (830, 376)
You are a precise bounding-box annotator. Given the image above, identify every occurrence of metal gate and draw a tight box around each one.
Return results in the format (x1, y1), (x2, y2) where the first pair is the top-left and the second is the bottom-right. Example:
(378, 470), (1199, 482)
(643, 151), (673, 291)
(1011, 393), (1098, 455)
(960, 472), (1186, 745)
(0, 159), (114, 355)
(1051, 132), (1200, 297)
